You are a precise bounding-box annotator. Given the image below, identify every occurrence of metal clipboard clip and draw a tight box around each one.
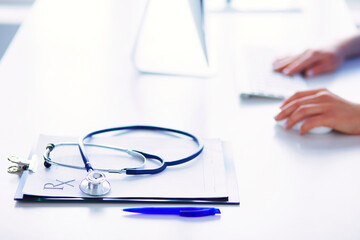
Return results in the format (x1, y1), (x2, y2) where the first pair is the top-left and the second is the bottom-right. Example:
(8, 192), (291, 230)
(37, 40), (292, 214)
(7, 155), (38, 173)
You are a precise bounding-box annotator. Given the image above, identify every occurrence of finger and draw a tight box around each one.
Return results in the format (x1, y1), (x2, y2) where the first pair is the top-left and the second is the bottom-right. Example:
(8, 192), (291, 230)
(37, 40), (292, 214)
(275, 93), (328, 121)
(300, 115), (332, 135)
(280, 88), (328, 108)
(273, 56), (296, 72)
(285, 103), (328, 130)
(282, 50), (321, 76)
(304, 62), (336, 78)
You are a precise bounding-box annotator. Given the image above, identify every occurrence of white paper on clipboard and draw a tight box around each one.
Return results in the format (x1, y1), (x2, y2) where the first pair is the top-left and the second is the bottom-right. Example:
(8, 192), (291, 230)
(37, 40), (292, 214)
(18, 134), (231, 201)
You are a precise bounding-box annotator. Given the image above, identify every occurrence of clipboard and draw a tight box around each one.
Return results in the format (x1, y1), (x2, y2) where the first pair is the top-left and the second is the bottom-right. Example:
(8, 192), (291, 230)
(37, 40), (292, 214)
(14, 135), (240, 205)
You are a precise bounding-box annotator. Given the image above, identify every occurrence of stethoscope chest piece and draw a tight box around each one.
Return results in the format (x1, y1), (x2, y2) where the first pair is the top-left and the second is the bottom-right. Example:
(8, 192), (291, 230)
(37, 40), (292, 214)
(79, 170), (111, 196)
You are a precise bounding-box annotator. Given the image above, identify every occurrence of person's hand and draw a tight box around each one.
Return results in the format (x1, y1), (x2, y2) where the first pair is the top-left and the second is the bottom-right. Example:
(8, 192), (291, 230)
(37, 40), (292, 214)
(272, 47), (346, 78)
(274, 89), (360, 135)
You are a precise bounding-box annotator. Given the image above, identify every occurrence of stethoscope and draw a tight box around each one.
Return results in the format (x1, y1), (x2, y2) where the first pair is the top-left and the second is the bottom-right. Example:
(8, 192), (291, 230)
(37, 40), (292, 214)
(43, 126), (204, 196)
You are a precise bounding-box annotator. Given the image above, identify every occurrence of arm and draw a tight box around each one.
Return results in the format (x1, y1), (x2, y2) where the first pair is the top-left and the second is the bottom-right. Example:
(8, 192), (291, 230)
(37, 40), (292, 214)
(337, 33), (360, 59)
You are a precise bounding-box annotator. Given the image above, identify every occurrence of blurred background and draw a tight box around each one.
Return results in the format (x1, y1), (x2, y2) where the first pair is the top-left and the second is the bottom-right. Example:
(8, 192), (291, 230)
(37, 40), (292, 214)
(0, 0), (358, 62)
(0, 0), (34, 60)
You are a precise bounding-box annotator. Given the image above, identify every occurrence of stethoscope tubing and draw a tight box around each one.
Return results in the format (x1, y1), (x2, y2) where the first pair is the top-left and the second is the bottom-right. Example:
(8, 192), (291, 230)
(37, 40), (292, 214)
(43, 143), (147, 174)
(78, 125), (204, 175)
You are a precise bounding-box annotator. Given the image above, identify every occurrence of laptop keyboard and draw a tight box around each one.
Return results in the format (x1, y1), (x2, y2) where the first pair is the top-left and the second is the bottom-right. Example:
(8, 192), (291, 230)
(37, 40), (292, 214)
(236, 47), (307, 99)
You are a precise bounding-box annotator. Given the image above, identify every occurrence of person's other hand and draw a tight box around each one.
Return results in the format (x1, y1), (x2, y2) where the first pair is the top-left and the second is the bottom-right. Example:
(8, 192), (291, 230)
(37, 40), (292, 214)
(272, 47), (345, 78)
(274, 89), (360, 135)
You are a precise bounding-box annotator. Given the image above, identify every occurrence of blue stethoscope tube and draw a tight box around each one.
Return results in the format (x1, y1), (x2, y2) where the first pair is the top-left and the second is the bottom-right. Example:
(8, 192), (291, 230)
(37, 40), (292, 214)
(78, 125), (204, 175)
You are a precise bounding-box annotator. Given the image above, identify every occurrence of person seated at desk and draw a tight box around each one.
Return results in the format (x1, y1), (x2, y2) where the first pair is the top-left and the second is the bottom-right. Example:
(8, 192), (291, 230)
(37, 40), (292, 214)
(272, 33), (360, 135)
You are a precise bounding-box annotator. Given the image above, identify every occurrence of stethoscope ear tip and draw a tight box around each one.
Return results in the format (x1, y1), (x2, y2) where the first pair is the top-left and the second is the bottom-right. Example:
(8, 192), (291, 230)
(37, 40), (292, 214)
(79, 170), (111, 196)
(44, 161), (51, 168)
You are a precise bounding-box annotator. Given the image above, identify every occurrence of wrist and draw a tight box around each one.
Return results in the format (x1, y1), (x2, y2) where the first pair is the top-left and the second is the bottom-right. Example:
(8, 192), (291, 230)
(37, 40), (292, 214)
(333, 41), (348, 60)
(349, 103), (360, 134)
(335, 34), (360, 59)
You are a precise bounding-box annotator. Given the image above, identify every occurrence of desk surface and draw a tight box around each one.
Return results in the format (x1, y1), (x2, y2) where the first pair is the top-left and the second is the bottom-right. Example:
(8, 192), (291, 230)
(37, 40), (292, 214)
(1, 0), (360, 239)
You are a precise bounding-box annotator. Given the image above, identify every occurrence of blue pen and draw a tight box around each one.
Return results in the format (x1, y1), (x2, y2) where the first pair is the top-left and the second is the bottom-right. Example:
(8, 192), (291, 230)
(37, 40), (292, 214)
(123, 207), (221, 217)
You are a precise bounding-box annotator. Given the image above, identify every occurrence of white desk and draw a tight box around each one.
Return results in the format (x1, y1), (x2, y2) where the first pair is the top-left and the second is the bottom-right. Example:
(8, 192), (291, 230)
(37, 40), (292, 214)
(1, 0), (360, 239)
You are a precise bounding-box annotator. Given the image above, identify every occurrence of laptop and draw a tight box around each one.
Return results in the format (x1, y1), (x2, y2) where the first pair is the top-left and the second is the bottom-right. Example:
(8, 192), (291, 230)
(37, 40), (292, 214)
(133, 0), (210, 77)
